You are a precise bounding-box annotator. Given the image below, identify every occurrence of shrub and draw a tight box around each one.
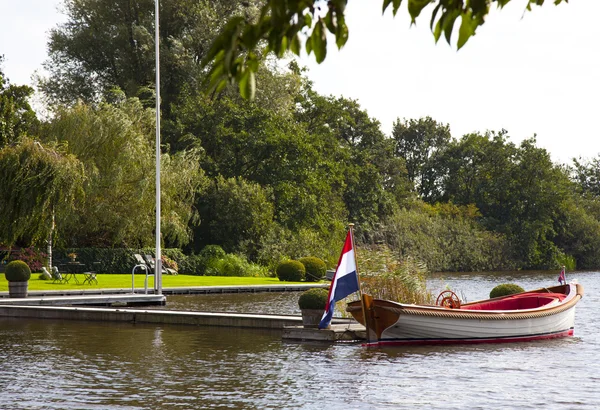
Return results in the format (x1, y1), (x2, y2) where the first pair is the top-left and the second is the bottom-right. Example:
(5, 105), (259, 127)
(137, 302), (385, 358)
(178, 254), (204, 275)
(298, 288), (329, 310)
(17, 247), (47, 272)
(276, 260), (305, 282)
(489, 283), (525, 299)
(199, 245), (226, 261)
(204, 254), (269, 277)
(299, 256), (327, 282)
(161, 255), (178, 272)
(5, 260), (31, 282)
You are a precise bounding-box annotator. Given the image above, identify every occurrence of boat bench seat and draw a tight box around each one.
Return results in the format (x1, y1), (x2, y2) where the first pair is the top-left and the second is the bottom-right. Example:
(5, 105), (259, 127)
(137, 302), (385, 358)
(462, 293), (566, 311)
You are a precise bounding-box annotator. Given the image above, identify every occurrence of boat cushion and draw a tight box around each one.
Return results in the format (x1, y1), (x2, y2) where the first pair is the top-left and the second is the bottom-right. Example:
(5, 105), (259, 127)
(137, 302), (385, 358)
(461, 292), (566, 311)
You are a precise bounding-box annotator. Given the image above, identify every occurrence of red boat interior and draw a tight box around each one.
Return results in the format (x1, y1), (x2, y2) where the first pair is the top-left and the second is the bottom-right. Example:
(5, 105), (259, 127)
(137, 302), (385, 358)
(461, 292), (567, 311)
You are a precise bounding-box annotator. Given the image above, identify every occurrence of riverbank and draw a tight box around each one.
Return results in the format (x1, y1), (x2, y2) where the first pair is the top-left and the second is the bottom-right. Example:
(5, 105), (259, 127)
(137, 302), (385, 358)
(0, 274), (318, 292)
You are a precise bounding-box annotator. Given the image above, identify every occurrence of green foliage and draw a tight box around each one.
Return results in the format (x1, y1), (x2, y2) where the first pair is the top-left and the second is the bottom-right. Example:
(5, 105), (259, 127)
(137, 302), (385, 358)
(204, 0), (567, 98)
(392, 117), (451, 201)
(489, 283), (525, 299)
(199, 245), (226, 261)
(572, 155), (600, 198)
(254, 226), (345, 274)
(358, 247), (433, 305)
(205, 253), (268, 277)
(49, 247), (185, 275)
(298, 288), (329, 310)
(178, 254), (204, 276)
(299, 257), (327, 282)
(39, 99), (206, 248)
(0, 138), (84, 246)
(376, 206), (514, 272)
(5, 260), (31, 282)
(194, 176), (274, 256)
(40, 0), (260, 110)
(0, 58), (38, 147)
(276, 260), (305, 282)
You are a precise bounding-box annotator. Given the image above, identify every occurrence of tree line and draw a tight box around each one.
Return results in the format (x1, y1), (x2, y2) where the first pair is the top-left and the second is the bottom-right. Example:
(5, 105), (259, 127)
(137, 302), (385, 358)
(1, 0), (599, 272)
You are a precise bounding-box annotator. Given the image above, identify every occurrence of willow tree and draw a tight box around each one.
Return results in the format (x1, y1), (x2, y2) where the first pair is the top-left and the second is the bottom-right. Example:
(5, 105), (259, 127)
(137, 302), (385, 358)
(39, 98), (206, 248)
(0, 138), (85, 267)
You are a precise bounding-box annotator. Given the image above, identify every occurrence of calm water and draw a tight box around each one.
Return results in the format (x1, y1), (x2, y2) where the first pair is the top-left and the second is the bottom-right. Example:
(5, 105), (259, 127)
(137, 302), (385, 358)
(1, 271), (598, 409)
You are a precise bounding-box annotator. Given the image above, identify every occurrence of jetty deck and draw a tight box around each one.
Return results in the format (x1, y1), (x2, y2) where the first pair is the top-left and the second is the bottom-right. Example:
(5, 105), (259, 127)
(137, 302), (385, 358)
(0, 285), (365, 342)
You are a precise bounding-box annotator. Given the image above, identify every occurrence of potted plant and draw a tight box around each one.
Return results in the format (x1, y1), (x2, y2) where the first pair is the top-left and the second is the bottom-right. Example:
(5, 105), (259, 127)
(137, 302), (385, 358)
(298, 287), (329, 328)
(5, 260), (31, 298)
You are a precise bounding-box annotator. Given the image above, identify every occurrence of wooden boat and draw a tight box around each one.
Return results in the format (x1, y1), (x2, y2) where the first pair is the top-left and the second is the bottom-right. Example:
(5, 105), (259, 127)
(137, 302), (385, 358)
(346, 283), (584, 346)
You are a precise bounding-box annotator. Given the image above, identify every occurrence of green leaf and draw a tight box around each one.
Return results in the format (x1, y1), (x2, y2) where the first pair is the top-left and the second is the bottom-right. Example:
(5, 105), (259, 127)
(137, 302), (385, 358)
(312, 19), (328, 63)
(238, 69), (256, 100)
(393, 0), (404, 15)
(290, 34), (301, 55)
(336, 16), (349, 48)
(407, 0), (430, 22)
(443, 10), (460, 44)
(305, 34), (313, 55)
(457, 11), (478, 49)
(383, 0), (394, 13)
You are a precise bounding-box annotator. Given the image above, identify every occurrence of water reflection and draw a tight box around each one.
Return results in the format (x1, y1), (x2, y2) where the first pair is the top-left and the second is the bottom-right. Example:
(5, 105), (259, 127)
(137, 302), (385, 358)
(1, 270), (598, 409)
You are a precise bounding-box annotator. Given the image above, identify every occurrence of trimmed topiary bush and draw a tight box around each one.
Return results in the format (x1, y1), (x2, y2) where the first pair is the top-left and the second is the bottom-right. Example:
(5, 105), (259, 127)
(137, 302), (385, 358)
(298, 287), (329, 310)
(5, 260), (31, 282)
(489, 283), (525, 299)
(276, 260), (305, 282)
(299, 256), (327, 282)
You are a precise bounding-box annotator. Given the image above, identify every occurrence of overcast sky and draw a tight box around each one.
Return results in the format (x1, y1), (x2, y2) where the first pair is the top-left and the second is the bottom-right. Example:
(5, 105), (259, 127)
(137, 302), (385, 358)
(1, 0), (599, 165)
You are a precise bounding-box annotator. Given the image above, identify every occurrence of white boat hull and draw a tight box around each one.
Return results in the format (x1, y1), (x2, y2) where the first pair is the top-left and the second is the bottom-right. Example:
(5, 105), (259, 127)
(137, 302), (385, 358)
(347, 283), (583, 346)
(379, 304), (576, 345)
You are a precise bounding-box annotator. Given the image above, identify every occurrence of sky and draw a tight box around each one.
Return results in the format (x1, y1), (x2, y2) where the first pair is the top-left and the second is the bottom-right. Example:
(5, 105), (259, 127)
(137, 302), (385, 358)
(1, 0), (599, 165)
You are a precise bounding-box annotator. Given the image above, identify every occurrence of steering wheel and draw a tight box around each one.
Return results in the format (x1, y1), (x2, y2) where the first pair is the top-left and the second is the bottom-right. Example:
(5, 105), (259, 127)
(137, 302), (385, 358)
(436, 290), (461, 309)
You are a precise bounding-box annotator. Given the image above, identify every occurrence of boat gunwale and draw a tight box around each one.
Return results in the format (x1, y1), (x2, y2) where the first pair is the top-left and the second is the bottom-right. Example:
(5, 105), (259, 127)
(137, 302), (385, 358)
(347, 283), (583, 321)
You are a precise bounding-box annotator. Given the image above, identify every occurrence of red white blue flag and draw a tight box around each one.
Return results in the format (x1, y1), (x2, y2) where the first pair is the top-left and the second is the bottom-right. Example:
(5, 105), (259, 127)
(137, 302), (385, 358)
(319, 231), (360, 329)
(558, 266), (566, 285)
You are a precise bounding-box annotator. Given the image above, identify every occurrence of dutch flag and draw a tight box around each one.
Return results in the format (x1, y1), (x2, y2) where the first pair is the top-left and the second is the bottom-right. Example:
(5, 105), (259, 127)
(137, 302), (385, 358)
(318, 231), (360, 329)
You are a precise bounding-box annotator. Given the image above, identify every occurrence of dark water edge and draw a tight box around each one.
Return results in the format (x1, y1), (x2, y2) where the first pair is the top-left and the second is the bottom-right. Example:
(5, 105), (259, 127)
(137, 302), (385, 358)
(0, 270), (598, 409)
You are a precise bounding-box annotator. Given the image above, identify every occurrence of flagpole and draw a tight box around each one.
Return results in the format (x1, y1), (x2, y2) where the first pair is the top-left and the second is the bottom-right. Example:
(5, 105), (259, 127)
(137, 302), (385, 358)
(154, 0), (162, 295)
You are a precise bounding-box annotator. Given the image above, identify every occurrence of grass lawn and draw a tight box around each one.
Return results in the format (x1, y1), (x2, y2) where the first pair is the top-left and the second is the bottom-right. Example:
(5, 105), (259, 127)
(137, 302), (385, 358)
(0, 274), (308, 292)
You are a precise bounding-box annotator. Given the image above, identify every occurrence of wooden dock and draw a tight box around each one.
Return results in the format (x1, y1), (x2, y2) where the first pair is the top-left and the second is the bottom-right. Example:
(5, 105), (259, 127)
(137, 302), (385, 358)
(0, 293), (166, 307)
(282, 324), (366, 342)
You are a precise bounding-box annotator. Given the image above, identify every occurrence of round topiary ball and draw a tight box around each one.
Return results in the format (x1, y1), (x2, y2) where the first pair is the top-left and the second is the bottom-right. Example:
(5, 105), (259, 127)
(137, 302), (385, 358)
(489, 283), (525, 299)
(276, 260), (305, 282)
(298, 287), (329, 310)
(299, 256), (327, 282)
(5, 260), (32, 282)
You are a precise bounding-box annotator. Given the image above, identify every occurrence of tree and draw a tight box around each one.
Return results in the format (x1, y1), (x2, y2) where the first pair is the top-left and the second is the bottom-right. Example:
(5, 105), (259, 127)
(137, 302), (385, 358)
(392, 116), (451, 201)
(0, 138), (84, 248)
(0, 57), (38, 147)
(203, 0), (568, 98)
(39, 98), (205, 247)
(571, 155), (600, 198)
(193, 176), (275, 257)
(432, 132), (573, 268)
(40, 0), (261, 112)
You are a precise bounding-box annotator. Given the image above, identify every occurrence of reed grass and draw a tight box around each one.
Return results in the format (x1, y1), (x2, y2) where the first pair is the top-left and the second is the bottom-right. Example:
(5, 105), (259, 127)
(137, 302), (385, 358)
(357, 246), (434, 304)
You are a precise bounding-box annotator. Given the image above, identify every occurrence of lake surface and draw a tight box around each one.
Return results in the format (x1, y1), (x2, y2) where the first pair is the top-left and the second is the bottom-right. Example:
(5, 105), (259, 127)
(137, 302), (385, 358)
(1, 271), (598, 409)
